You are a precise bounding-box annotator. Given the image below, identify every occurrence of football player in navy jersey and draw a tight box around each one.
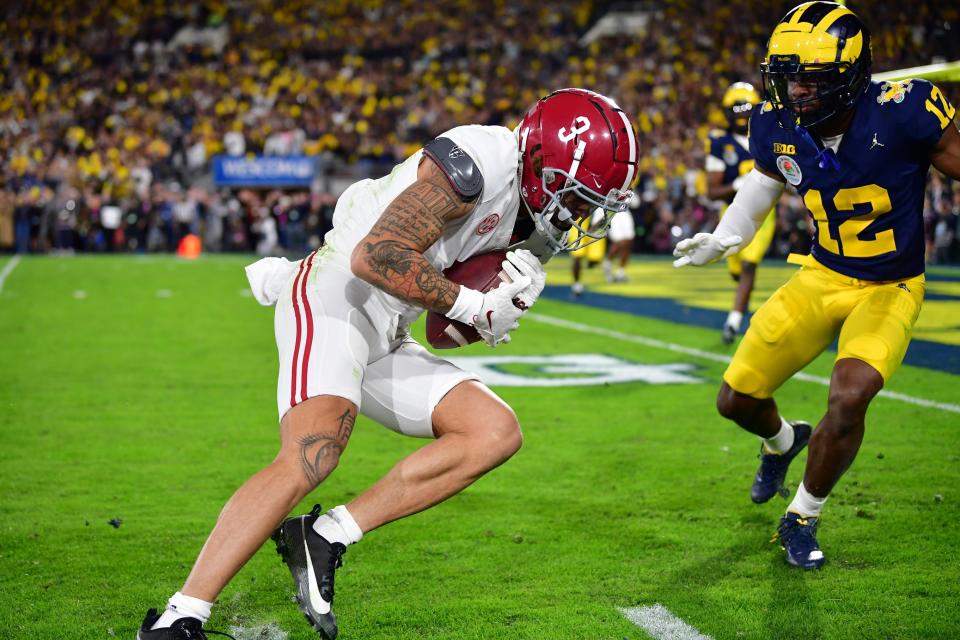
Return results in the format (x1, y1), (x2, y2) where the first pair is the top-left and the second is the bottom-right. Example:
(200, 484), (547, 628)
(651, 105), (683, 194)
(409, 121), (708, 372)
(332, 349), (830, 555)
(705, 83), (778, 343)
(674, 1), (960, 569)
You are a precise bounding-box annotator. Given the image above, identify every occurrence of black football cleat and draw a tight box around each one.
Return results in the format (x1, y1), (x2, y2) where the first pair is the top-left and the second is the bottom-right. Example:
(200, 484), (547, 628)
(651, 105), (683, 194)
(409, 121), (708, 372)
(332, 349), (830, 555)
(776, 511), (826, 569)
(272, 505), (346, 640)
(136, 608), (234, 639)
(751, 421), (812, 504)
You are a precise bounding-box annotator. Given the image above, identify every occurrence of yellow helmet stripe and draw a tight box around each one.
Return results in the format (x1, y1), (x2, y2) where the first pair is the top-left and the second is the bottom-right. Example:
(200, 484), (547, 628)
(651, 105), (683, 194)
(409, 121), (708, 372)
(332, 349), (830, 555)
(786, 2), (814, 25)
(818, 6), (854, 30)
(840, 30), (863, 64)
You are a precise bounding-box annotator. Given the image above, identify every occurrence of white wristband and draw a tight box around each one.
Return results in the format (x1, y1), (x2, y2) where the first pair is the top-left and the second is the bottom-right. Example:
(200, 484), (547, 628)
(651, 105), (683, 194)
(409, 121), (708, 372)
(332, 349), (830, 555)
(446, 285), (484, 324)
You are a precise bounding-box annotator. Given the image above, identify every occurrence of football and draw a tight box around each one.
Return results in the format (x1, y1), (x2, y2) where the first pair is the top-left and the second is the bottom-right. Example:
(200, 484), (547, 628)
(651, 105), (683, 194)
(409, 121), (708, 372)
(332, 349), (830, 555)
(425, 250), (510, 349)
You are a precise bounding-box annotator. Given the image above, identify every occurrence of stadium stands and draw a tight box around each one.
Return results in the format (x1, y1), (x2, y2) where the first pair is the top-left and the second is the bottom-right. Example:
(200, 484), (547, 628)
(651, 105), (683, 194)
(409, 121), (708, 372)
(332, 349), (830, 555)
(2, 1), (958, 261)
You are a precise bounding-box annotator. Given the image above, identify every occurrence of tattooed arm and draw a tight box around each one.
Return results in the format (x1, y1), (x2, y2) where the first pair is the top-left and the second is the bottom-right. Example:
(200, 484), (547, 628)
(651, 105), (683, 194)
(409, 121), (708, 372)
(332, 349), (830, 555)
(350, 156), (477, 314)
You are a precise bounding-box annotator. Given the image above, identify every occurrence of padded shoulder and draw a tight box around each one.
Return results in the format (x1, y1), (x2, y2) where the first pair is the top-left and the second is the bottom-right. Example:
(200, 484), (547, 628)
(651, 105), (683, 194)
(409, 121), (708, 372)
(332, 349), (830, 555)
(422, 136), (484, 201)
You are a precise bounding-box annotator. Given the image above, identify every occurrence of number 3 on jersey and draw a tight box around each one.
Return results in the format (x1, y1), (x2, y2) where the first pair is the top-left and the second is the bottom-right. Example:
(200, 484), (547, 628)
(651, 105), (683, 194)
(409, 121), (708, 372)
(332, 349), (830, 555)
(804, 184), (896, 258)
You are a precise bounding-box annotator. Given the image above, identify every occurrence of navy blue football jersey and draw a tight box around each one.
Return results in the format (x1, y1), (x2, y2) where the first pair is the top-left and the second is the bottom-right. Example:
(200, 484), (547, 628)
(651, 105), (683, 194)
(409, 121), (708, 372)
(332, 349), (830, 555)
(707, 132), (753, 186)
(749, 79), (956, 281)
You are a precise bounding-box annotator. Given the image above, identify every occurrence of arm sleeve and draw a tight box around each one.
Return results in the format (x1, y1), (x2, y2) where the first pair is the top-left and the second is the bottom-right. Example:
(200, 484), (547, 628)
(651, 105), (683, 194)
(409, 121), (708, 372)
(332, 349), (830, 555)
(713, 169), (784, 246)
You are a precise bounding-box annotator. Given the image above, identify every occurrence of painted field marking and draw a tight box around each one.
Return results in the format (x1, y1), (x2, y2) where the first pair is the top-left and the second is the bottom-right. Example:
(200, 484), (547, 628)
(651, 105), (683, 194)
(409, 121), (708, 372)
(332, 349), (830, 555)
(528, 313), (960, 415)
(620, 604), (714, 640)
(0, 255), (21, 296)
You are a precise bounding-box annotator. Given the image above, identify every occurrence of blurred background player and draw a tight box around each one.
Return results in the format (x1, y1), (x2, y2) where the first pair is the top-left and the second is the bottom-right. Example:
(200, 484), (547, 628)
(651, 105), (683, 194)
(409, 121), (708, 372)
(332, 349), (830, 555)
(705, 82), (777, 344)
(603, 191), (639, 283)
(569, 209), (607, 299)
(674, 1), (960, 569)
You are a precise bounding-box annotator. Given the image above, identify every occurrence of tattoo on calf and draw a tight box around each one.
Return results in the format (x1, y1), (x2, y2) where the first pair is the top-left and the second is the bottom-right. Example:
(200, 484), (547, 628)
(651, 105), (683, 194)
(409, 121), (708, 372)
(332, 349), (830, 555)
(296, 409), (356, 486)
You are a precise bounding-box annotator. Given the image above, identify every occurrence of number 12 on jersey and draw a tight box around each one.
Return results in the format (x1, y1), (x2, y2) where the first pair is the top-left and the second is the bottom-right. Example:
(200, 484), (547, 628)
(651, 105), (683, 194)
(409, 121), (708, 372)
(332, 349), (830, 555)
(804, 184), (896, 258)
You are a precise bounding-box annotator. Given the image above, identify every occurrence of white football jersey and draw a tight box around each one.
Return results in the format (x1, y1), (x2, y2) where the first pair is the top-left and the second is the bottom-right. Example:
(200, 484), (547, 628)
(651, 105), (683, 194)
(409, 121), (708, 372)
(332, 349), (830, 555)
(323, 124), (522, 328)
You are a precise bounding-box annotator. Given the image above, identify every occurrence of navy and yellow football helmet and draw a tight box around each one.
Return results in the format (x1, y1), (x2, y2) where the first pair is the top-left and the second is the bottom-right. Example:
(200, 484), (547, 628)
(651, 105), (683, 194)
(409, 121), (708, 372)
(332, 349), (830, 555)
(760, 1), (871, 129)
(722, 82), (761, 135)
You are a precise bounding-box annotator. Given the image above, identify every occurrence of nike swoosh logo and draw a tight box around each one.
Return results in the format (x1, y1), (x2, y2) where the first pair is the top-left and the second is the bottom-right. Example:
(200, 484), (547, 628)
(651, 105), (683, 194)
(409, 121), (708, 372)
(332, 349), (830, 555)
(303, 521), (331, 614)
(485, 310), (494, 330)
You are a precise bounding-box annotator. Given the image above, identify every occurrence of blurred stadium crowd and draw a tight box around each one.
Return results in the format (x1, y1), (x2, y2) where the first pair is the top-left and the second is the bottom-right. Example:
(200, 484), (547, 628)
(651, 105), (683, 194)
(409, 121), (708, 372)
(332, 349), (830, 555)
(2, 0), (959, 262)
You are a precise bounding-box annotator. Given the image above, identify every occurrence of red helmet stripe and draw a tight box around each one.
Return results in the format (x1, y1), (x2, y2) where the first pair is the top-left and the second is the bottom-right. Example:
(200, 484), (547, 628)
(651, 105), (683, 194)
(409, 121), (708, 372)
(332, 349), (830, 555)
(615, 109), (637, 190)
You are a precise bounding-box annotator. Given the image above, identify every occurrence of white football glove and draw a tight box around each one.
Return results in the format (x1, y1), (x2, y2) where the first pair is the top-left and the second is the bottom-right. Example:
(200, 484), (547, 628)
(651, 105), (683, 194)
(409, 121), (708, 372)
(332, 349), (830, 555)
(732, 176), (746, 192)
(672, 233), (743, 268)
(446, 276), (532, 347)
(500, 249), (546, 310)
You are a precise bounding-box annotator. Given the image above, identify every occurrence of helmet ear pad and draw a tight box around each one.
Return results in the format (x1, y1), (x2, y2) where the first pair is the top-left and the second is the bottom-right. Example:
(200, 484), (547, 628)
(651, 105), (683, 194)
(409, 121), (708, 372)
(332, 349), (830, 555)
(526, 144), (548, 210)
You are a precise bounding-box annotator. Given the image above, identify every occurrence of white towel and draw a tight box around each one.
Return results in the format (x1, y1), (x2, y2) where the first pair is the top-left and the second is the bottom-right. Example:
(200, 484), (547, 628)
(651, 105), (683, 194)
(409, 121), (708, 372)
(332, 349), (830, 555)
(245, 257), (299, 306)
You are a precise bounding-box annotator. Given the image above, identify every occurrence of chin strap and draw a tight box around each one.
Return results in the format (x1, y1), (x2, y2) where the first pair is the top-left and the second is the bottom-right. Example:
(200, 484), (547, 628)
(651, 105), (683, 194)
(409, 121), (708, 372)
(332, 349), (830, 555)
(794, 124), (841, 171)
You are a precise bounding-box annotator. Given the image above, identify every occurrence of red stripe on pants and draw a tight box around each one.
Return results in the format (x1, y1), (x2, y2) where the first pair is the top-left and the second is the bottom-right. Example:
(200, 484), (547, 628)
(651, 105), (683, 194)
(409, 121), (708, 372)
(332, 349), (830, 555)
(289, 259), (307, 408)
(299, 251), (317, 402)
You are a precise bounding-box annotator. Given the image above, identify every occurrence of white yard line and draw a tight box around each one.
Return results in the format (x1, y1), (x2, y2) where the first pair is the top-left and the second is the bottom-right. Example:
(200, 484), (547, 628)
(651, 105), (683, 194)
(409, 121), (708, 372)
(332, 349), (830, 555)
(0, 255), (21, 296)
(620, 605), (714, 640)
(528, 313), (960, 415)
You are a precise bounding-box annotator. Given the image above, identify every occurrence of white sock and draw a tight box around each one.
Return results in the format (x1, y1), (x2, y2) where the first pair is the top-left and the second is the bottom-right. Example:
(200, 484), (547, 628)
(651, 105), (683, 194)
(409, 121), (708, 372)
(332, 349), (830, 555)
(615, 267), (626, 278)
(312, 505), (364, 546)
(788, 482), (827, 518)
(602, 258), (612, 275)
(571, 282), (584, 294)
(151, 591), (212, 630)
(725, 310), (743, 330)
(762, 417), (795, 454)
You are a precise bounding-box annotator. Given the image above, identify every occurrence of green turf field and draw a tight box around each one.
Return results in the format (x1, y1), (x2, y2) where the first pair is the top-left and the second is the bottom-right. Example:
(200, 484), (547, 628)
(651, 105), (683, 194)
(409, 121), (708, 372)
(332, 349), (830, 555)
(1, 254), (958, 640)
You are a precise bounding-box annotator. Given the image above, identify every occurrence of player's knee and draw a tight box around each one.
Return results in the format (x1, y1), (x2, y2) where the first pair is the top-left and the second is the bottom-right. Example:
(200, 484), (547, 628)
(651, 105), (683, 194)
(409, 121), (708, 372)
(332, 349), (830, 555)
(479, 409), (523, 465)
(828, 360), (882, 420)
(716, 383), (747, 421)
(826, 384), (874, 421)
(275, 445), (343, 494)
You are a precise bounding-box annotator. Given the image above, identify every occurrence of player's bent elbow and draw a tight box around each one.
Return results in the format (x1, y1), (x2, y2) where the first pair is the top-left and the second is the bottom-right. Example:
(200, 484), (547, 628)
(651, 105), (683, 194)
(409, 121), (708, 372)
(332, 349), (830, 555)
(349, 242), (375, 282)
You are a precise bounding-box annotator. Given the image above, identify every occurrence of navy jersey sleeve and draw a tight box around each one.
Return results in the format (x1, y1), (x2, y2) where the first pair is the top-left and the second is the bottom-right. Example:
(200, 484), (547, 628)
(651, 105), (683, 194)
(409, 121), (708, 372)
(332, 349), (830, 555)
(747, 105), (779, 174)
(708, 135), (723, 160)
(884, 79), (957, 150)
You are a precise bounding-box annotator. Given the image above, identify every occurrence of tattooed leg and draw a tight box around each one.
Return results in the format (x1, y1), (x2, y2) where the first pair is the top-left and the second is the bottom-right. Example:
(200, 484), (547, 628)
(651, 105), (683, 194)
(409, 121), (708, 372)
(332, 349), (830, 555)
(296, 408), (356, 486)
(179, 395), (357, 602)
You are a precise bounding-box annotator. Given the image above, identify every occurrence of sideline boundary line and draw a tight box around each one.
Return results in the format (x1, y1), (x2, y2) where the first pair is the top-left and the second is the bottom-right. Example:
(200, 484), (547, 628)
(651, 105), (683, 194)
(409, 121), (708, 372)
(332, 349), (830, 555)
(528, 313), (960, 415)
(0, 255), (21, 296)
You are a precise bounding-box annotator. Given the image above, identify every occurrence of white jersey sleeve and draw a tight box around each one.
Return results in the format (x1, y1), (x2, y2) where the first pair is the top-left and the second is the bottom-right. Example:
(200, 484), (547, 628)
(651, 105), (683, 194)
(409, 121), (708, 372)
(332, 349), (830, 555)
(322, 124), (523, 325)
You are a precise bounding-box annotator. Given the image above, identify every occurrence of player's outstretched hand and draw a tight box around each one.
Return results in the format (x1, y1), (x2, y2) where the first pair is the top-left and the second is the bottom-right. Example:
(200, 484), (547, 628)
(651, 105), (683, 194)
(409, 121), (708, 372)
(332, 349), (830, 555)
(472, 276), (531, 347)
(501, 249), (546, 309)
(672, 233), (743, 268)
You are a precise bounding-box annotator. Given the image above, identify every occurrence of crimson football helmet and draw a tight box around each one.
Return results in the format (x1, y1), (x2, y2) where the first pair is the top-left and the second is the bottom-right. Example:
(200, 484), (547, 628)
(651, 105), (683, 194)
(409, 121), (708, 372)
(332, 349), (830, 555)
(517, 88), (639, 252)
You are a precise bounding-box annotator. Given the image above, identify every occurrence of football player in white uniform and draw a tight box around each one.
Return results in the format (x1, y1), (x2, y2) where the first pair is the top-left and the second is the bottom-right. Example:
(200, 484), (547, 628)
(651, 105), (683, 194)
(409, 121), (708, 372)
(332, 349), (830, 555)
(603, 192), (639, 283)
(138, 88), (639, 640)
